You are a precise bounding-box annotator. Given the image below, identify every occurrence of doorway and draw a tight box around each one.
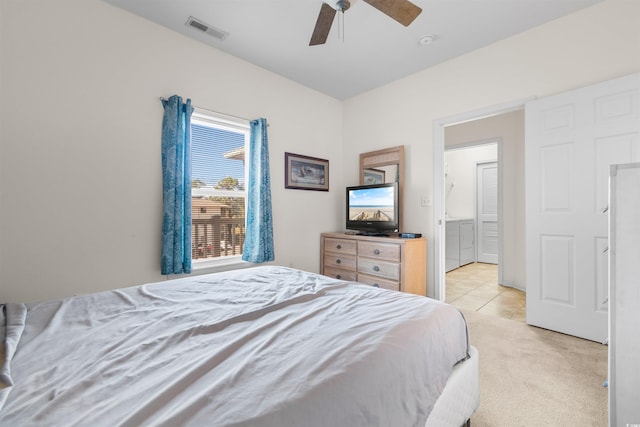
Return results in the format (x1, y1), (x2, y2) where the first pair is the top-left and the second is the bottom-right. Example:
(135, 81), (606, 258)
(444, 142), (502, 313)
(433, 100), (527, 302)
(442, 142), (524, 320)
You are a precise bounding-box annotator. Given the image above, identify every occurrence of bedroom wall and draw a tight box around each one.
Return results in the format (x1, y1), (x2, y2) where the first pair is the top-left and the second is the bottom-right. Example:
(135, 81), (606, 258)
(0, 0), (344, 302)
(2, 1), (638, 303)
(342, 0), (640, 297)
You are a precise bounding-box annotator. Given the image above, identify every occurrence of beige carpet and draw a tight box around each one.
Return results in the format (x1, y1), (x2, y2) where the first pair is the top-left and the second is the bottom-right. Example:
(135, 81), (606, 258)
(462, 308), (608, 427)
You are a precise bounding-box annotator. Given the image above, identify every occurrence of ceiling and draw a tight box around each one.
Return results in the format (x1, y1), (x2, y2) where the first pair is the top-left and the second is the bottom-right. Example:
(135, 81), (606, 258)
(103, 0), (602, 100)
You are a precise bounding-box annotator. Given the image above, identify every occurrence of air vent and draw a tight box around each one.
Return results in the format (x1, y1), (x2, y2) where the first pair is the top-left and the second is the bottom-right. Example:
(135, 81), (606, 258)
(185, 16), (229, 41)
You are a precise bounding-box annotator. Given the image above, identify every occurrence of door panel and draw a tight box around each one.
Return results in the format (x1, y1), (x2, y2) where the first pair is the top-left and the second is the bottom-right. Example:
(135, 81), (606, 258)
(525, 73), (640, 342)
(540, 235), (574, 305)
(540, 143), (573, 212)
(480, 222), (498, 258)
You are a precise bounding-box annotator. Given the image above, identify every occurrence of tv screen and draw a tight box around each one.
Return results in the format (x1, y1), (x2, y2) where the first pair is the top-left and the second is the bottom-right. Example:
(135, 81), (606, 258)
(346, 182), (399, 235)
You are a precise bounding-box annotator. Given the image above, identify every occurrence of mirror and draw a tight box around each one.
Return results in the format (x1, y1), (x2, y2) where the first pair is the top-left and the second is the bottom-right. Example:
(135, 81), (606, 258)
(359, 145), (405, 231)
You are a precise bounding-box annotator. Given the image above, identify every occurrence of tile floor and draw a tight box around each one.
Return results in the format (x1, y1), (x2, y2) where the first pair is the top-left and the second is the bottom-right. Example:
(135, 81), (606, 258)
(446, 262), (526, 322)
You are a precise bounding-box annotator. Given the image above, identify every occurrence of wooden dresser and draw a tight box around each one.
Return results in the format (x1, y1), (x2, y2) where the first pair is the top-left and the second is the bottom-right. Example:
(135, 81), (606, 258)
(320, 232), (427, 296)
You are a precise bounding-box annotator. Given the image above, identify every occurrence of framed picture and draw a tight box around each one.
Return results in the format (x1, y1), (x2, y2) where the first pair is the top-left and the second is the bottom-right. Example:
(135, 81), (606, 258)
(363, 168), (386, 185)
(285, 152), (329, 191)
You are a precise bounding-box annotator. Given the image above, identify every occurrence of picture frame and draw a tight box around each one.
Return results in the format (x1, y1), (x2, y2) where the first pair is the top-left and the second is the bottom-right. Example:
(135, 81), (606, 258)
(285, 152), (329, 191)
(363, 168), (386, 185)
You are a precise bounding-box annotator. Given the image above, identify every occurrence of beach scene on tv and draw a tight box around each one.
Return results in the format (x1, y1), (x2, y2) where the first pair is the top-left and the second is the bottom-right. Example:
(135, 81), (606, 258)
(349, 186), (395, 222)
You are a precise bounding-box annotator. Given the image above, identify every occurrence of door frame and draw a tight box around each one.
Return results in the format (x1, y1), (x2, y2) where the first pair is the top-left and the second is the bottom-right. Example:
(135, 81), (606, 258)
(433, 98), (532, 301)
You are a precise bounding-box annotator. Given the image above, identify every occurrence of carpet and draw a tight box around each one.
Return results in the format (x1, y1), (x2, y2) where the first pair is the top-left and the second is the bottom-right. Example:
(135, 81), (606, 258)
(461, 308), (608, 427)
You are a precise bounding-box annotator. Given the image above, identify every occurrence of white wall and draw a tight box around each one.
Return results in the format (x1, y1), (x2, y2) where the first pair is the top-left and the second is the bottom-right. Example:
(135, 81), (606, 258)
(0, 0), (344, 302)
(343, 0), (640, 296)
(445, 144), (498, 219)
(2, 0), (639, 302)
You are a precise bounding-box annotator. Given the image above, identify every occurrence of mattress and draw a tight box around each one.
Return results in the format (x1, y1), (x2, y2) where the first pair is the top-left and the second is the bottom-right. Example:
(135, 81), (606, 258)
(1, 266), (473, 426)
(426, 346), (479, 426)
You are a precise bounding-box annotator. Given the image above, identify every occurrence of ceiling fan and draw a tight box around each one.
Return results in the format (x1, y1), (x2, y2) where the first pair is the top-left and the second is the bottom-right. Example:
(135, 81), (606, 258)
(310, 0), (422, 46)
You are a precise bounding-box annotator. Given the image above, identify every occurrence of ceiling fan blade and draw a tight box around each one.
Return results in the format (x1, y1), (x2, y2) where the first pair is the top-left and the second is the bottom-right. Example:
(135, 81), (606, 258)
(310, 3), (337, 46)
(363, 0), (422, 26)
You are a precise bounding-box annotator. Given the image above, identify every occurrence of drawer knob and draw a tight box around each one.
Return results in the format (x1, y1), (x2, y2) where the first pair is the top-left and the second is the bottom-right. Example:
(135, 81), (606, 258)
(336, 259), (341, 264)
(336, 244), (342, 249)
(336, 274), (342, 279)
(373, 249), (380, 255)
(373, 265), (380, 272)
(373, 283), (380, 288)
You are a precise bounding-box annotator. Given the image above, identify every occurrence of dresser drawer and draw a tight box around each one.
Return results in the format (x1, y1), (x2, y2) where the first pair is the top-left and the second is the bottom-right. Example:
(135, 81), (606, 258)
(324, 238), (357, 255)
(357, 241), (401, 262)
(324, 253), (356, 271)
(357, 257), (400, 281)
(357, 273), (400, 292)
(323, 266), (357, 281)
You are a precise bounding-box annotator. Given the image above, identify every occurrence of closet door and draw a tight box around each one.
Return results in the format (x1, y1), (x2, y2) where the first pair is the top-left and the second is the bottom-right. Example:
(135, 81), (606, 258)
(476, 161), (498, 264)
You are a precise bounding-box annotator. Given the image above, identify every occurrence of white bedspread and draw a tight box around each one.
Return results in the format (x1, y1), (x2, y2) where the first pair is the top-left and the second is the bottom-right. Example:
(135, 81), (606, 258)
(0, 266), (468, 427)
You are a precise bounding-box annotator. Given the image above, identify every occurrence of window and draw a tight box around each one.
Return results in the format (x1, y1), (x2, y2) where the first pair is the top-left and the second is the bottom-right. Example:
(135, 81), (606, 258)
(190, 109), (249, 266)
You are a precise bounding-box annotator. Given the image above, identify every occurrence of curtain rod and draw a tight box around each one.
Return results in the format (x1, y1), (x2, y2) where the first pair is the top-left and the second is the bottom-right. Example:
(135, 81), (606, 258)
(159, 97), (252, 124)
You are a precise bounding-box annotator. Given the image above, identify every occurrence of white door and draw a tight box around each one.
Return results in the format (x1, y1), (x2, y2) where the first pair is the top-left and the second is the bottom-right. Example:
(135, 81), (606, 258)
(525, 73), (640, 342)
(476, 162), (498, 264)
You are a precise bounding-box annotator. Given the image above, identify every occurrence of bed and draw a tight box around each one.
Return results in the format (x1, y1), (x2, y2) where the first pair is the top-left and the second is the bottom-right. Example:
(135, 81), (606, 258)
(1, 266), (479, 426)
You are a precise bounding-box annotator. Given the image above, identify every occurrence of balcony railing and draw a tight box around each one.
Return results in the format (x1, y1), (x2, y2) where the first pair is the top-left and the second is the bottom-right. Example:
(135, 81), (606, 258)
(192, 217), (245, 259)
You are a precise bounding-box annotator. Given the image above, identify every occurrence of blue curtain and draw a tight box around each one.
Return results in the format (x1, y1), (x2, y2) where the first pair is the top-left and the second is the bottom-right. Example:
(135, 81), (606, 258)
(161, 95), (194, 274)
(242, 118), (275, 263)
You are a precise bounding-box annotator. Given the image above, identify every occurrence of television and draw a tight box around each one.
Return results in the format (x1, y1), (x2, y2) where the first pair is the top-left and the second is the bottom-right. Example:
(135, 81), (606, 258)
(346, 182), (399, 235)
